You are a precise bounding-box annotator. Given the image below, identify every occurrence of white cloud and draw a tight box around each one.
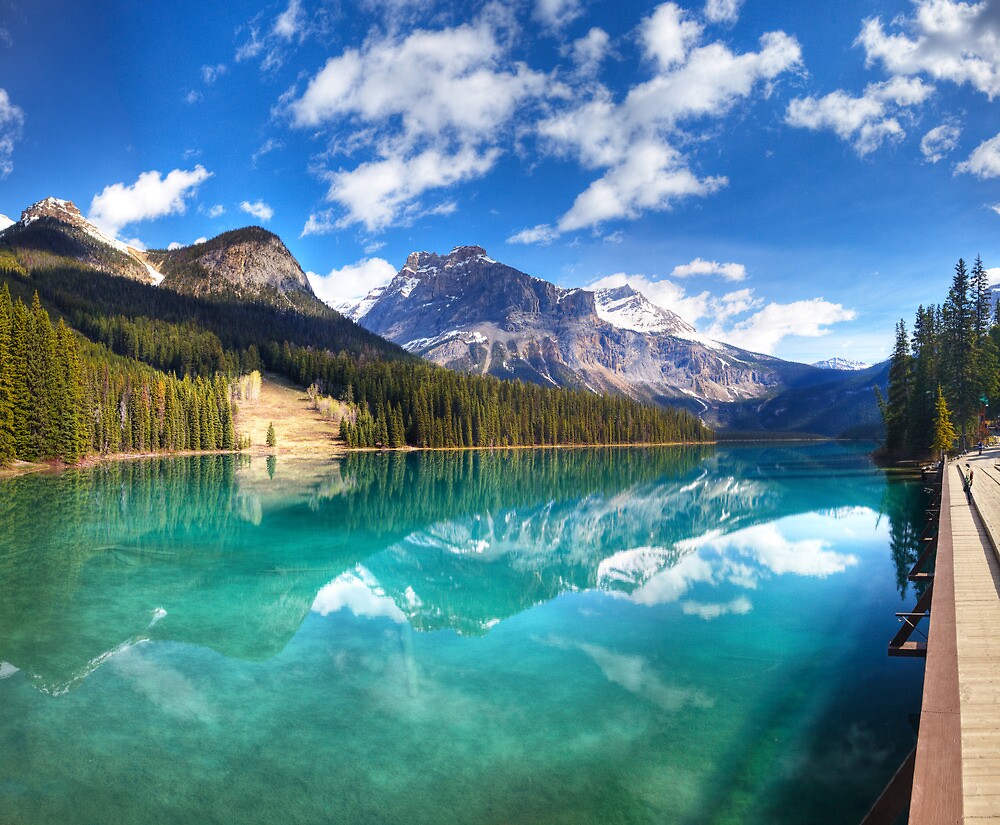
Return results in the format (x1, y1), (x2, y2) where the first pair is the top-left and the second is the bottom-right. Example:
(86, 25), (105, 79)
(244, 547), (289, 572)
(311, 570), (405, 622)
(920, 121), (961, 162)
(201, 63), (227, 84)
(570, 27), (610, 76)
(704, 0), (743, 24)
(991, 205), (1000, 216)
(239, 199), (274, 221)
(122, 237), (146, 251)
(0, 88), (24, 178)
(167, 241), (183, 251)
(642, 3), (702, 71)
(287, 16), (548, 231)
(307, 257), (398, 307)
(205, 204), (225, 218)
(528, 11), (801, 239)
(858, 0), (1000, 99)
(194, 236), (208, 245)
(711, 298), (857, 354)
(274, 0), (305, 41)
(184, 90), (202, 105)
(535, 0), (585, 31)
(507, 223), (561, 245)
(956, 132), (1000, 178)
(671, 257), (746, 281)
(986, 266), (1000, 286)
(88, 165), (213, 237)
(558, 141), (728, 232)
(785, 76), (934, 155)
(324, 145), (499, 231)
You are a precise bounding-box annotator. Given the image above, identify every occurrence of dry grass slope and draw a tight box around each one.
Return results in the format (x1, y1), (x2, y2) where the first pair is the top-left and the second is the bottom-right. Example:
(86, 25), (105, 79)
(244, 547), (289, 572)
(235, 372), (345, 456)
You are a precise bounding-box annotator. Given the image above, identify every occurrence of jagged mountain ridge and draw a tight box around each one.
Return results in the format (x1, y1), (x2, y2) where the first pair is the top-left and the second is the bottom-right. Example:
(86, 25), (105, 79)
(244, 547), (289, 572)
(347, 245), (798, 406)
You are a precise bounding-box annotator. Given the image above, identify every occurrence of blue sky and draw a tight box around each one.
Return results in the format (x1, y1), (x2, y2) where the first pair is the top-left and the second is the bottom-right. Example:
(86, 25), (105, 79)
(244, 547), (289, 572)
(2, 0), (1000, 364)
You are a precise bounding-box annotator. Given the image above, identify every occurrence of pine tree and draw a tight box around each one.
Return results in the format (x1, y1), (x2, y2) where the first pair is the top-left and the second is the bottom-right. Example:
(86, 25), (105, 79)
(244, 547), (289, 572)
(942, 258), (976, 448)
(880, 320), (912, 456)
(266, 421), (276, 448)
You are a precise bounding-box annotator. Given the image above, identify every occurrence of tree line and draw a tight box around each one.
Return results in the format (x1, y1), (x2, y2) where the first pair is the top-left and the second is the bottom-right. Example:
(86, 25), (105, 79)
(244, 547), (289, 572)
(0, 284), (235, 465)
(880, 256), (996, 458)
(3, 257), (712, 452)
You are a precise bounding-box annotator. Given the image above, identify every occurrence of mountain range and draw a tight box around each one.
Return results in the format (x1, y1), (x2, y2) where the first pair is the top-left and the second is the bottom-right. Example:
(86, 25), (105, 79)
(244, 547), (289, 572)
(344, 245), (886, 436)
(0, 198), (887, 438)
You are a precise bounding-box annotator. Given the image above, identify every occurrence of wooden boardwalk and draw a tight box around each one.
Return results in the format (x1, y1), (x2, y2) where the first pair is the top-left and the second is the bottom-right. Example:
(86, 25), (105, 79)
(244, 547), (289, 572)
(912, 450), (1000, 823)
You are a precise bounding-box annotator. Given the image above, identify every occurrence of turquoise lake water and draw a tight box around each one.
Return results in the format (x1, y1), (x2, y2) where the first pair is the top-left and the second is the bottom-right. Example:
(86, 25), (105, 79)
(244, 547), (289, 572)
(0, 444), (926, 824)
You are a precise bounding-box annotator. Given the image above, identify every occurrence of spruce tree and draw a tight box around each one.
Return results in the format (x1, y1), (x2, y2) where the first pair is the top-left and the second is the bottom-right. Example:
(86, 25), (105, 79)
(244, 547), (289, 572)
(266, 421), (276, 448)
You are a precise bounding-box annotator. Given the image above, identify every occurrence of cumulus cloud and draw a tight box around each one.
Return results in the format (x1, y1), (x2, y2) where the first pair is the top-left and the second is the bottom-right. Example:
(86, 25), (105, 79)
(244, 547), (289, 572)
(204, 203), (225, 218)
(858, 0), (1000, 99)
(517, 5), (801, 240)
(785, 76), (934, 155)
(507, 223), (561, 245)
(307, 257), (398, 307)
(167, 241), (183, 251)
(239, 199), (274, 221)
(0, 87), (24, 178)
(88, 165), (212, 237)
(704, 0), (743, 24)
(671, 257), (746, 281)
(570, 27), (610, 76)
(956, 132), (1000, 178)
(535, 0), (586, 31)
(920, 121), (961, 162)
(287, 15), (547, 231)
(716, 298), (857, 354)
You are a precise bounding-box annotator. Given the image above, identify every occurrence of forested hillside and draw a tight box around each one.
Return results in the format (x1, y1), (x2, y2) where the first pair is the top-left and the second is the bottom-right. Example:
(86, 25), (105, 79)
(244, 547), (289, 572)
(881, 255), (996, 458)
(0, 240), (711, 461)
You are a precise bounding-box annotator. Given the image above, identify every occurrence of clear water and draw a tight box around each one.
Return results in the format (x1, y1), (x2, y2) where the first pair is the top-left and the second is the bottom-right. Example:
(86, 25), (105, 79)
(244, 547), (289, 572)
(0, 444), (926, 824)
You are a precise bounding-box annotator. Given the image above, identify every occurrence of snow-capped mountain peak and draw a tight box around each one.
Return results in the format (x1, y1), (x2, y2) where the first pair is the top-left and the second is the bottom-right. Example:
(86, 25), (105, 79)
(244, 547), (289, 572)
(811, 357), (870, 371)
(0, 213), (13, 233)
(593, 284), (696, 336)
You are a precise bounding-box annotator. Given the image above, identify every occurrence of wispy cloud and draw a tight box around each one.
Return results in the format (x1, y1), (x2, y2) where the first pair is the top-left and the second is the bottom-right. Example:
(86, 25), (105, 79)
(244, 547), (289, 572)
(0, 88), (24, 178)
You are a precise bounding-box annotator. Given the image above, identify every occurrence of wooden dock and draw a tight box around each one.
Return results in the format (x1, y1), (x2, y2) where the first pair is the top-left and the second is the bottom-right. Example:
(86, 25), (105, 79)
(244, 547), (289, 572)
(909, 450), (1000, 823)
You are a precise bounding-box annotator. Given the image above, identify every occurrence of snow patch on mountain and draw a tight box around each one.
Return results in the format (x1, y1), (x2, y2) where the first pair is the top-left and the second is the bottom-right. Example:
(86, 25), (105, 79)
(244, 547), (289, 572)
(811, 357), (870, 371)
(0, 213), (13, 233)
(594, 285), (696, 336)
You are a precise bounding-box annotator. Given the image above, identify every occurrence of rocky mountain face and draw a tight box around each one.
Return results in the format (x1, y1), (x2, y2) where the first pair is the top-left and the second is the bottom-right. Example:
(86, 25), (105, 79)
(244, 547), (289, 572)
(146, 227), (326, 314)
(348, 246), (804, 403)
(0, 197), (163, 284)
(345, 245), (885, 436)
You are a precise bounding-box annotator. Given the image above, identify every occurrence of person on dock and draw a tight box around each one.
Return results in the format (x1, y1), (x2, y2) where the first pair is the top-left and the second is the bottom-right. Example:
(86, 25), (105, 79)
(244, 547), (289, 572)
(978, 441), (984, 455)
(965, 463), (975, 499)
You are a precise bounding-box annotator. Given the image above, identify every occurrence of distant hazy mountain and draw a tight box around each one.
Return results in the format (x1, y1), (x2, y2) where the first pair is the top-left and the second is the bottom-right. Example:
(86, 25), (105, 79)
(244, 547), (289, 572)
(344, 245), (886, 436)
(811, 357), (871, 371)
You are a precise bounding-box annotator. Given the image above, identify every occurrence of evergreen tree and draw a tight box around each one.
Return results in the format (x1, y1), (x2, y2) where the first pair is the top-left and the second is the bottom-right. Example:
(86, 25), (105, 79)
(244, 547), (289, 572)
(880, 320), (911, 456)
(266, 421), (276, 448)
(942, 258), (976, 448)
